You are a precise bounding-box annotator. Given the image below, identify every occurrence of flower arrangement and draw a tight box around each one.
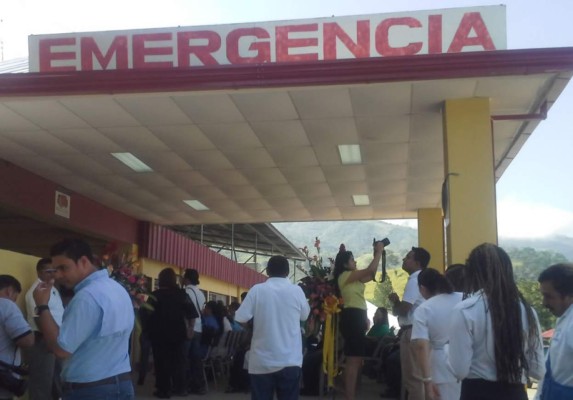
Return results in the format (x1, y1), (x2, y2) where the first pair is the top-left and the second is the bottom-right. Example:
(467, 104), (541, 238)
(97, 242), (150, 308)
(298, 237), (343, 337)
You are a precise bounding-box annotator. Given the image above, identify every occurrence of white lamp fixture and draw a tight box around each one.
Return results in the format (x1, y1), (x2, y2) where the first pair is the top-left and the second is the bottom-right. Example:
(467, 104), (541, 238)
(183, 200), (210, 211)
(352, 194), (370, 206)
(338, 144), (362, 164)
(111, 152), (153, 172)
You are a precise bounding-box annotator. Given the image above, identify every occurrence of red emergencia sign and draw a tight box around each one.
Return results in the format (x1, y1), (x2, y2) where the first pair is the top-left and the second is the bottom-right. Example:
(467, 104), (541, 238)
(28, 6), (506, 73)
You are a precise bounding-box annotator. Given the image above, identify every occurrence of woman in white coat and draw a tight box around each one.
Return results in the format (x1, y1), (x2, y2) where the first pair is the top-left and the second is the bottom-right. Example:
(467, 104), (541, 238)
(448, 243), (544, 400)
(412, 268), (463, 400)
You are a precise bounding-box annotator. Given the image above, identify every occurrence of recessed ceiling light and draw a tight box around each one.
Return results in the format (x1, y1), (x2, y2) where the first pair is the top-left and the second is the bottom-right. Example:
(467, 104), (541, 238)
(111, 153), (153, 172)
(183, 200), (210, 211)
(338, 144), (362, 164)
(352, 194), (370, 206)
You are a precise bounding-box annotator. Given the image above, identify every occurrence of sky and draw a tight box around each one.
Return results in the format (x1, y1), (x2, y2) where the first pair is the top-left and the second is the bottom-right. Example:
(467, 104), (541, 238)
(1, 0), (572, 239)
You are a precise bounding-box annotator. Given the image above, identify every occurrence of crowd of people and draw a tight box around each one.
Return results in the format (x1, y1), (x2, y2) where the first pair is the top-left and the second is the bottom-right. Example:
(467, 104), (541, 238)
(0, 237), (572, 400)
(331, 241), (573, 400)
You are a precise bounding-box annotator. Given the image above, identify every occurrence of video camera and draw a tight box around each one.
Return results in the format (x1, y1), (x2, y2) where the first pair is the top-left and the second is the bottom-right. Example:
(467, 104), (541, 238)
(373, 237), (390, 247)
(0, 360), (28, 397)
(372, 238), (390, 283)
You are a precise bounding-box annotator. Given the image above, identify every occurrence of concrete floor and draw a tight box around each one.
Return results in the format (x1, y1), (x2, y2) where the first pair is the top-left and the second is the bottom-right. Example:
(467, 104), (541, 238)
(133, 371), (396, 400)
(132, 371), (539, 400)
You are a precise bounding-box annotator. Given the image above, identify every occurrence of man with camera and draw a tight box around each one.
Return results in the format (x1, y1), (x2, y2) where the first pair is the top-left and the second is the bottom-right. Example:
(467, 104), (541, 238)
(0, 275), (34, 400)
(24, 258), (65, 400)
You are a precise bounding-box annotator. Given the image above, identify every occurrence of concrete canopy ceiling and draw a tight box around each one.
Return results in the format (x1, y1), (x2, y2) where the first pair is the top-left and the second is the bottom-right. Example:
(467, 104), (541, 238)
(0, 50), (572, 227)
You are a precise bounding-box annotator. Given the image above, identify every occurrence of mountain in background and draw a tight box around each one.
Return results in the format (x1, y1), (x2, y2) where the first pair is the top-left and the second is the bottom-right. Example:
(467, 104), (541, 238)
(500, 235), (573, 260)
(273, 220), (573, 262)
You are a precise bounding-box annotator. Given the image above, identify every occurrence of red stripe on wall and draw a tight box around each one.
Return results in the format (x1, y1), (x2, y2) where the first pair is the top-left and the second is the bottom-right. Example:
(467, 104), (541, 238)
(139, 222), (266, 288)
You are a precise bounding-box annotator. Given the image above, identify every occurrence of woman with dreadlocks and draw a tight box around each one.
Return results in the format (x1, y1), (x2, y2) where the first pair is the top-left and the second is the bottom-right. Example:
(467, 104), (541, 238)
(448, 243), (545, 400)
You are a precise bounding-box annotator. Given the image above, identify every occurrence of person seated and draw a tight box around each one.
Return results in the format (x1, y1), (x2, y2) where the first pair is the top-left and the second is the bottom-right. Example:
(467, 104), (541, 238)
(226, 302), (244, 332)
(300, 335), (324, 396)
(367, 307), (395, 339)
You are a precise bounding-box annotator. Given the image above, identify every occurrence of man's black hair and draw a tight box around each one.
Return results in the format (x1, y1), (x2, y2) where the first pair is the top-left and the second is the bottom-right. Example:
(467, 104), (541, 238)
(158, 268), (178, 289)
(36, 258), (52, 272)
(267, 256), (289, 278)
(411, 247), (431, 269)
(50, 238), (94, 264)
(183, 269), (200, 285)
(0, 275), (22, 293)
(538, 263), (573, 297)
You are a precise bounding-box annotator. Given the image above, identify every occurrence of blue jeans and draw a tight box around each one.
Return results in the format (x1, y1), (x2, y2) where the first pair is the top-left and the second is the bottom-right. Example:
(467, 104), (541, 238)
(62, 379), (134, 400)
(250, 366), (301, 400)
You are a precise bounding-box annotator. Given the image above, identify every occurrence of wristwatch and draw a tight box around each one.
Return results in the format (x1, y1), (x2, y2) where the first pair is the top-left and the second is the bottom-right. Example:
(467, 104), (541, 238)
(35, 304), (50, 315)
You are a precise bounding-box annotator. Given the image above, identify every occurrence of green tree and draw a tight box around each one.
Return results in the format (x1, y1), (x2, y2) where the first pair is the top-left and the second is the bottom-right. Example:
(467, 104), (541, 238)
(365, 273), (394, 309)
(516, 279), (555, 332)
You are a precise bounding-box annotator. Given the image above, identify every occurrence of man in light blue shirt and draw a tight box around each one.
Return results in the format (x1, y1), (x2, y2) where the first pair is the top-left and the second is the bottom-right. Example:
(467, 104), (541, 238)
(33, 239), (134, 400)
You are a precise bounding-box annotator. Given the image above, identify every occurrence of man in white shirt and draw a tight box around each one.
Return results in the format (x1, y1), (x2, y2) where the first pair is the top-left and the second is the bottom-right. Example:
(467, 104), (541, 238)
(388, 247), (429, 400)
(235, 256), (310, 400)
(24, 258), (65, 400)
(537, 263), (573, 399)
(183, 269), (207, 395)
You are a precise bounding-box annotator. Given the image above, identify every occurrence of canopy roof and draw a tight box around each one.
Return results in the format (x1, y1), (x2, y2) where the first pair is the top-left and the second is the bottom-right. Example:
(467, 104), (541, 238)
(1, 48), (572, 228)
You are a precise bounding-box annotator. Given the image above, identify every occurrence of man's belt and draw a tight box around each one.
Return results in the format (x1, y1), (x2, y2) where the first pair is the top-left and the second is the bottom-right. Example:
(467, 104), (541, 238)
(62, 372), (132, 390)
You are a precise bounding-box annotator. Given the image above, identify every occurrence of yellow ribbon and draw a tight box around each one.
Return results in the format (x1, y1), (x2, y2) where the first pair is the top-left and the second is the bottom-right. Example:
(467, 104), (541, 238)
(322, 295), (341, 388)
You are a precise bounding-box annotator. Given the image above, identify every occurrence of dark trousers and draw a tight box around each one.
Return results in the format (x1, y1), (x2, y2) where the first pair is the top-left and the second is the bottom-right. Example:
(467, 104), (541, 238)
(137, 333), (152, 385)
(187, 332), (206, 391)
(228, 349), (250, 391)
(250, 366), (301, 400)
(152, 340), (187, 395)
(22, 333), (61, 400)
(461, 378), (527, 400)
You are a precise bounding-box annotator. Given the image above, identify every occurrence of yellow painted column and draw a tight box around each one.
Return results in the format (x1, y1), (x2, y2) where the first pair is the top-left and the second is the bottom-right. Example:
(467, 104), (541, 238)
(417, 208), (445, 272)
(443, 98), (498, 265)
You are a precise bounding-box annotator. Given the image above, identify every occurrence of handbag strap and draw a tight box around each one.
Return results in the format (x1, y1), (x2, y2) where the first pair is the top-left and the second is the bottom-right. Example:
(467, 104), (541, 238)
(189, 287), (204, 319)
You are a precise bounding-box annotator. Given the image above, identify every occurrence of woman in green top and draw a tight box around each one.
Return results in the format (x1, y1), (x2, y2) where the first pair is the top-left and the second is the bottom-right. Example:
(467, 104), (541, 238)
(333, 241), (385, 400)
(367, 307), (393, 338)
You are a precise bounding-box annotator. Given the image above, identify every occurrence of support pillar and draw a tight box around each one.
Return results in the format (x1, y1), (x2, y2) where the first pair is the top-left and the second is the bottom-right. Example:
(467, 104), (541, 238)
(417, 208), (445, 272)
(443, 98), (498, 265)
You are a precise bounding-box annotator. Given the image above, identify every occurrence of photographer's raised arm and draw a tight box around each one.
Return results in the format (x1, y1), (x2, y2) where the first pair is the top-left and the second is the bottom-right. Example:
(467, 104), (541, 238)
(345, 242), (385, 284)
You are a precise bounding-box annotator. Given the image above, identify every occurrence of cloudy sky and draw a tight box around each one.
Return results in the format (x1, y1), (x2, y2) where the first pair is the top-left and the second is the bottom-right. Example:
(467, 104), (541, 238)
(1, 0), (572, 239)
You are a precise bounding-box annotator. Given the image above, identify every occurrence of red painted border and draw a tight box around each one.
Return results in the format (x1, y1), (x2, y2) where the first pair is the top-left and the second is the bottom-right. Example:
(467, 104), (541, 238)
(0, 161), (138, 243)
(140, 223), (267, 288)
(1, 48), (573, 97)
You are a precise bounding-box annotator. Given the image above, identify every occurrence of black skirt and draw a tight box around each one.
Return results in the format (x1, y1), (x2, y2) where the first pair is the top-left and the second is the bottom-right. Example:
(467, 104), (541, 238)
(461, 378), (527, 400)
(339, 307), (368, 357)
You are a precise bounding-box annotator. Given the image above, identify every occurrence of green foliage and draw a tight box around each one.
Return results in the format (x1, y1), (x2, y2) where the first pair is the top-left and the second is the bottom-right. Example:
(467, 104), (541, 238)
(516, 278), (556, 331)
(507, 247), (568, 282)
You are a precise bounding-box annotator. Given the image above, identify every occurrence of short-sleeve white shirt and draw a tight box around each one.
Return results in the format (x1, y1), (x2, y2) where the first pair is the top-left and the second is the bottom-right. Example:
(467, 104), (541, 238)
(25, 279), (64, 330)
(448, 292), (545, 383)
(235, 277), (310, 374)
(185, 285), (205, 332)
(411, 292), (463, 383)
(400, 270), (425, 326)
